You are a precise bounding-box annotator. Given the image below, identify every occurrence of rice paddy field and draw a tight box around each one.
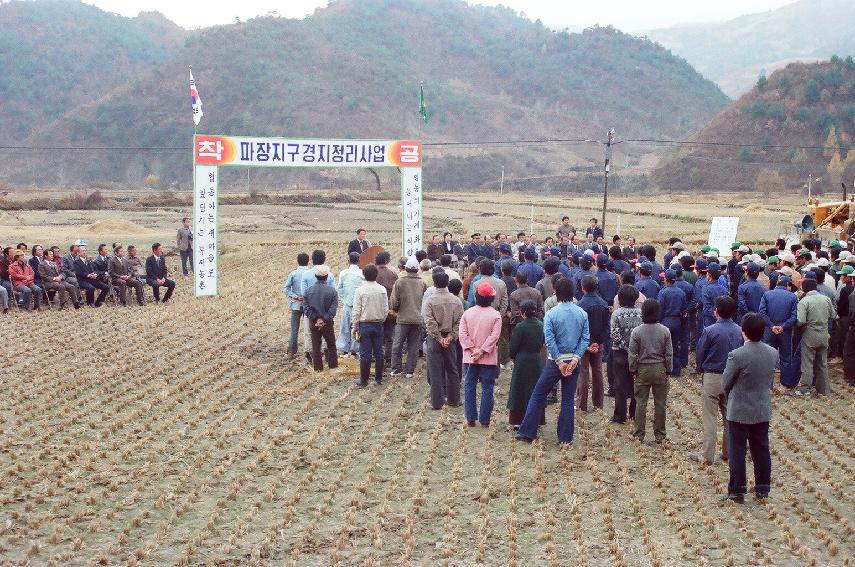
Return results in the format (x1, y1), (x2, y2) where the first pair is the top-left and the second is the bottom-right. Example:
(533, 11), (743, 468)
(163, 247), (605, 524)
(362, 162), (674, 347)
(1, 190), (853, 566)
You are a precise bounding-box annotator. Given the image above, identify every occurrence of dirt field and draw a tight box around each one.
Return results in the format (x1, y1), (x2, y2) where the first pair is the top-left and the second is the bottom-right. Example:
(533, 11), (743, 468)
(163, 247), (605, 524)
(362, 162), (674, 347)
(1, 191), (853, 566)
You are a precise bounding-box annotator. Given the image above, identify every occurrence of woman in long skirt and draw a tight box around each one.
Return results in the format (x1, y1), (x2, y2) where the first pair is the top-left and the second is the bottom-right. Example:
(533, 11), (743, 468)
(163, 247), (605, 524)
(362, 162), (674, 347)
(507, 300), (546, 428)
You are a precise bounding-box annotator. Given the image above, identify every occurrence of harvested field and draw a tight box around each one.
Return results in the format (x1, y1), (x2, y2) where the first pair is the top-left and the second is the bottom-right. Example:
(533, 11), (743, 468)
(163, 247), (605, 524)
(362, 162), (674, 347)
(1, 191), (852, 566)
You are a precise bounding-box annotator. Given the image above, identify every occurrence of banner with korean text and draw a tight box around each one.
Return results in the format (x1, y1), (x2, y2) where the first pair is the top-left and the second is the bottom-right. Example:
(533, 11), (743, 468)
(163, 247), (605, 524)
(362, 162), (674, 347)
(193, 165), (218, 296)
(193, 135), (422, 297)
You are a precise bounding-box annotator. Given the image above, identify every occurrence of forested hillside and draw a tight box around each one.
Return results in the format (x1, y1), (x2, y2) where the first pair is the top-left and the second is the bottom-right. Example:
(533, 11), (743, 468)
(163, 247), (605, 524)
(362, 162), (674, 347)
(653, 58), (855, 194)
(1, 0), (729, 188)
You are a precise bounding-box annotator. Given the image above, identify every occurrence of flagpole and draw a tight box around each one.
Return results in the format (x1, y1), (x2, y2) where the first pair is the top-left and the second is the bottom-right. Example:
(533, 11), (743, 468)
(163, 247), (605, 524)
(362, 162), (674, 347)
(190, 65), (197, 296)
(418, 80), (423, 142)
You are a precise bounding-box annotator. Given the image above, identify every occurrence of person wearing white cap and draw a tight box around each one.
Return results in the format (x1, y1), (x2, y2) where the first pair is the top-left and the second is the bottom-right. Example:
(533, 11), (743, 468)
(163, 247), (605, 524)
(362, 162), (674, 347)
(389, 256), (428, 378)
(303, 264), (339, 372)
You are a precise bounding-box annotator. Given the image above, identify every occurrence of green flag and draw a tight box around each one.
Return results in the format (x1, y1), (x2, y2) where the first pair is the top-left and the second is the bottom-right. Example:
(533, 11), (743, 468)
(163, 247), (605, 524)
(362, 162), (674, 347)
(419, 83), (428, 124)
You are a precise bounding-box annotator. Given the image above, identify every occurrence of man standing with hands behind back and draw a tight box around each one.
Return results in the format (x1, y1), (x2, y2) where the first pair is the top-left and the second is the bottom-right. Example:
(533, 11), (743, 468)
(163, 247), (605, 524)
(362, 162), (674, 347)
(177, 217), (194, 277)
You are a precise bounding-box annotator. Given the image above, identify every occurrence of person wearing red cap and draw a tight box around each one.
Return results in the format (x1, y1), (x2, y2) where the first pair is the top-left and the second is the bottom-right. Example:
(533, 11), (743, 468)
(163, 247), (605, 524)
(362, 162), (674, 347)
(459, 281), (502, 427)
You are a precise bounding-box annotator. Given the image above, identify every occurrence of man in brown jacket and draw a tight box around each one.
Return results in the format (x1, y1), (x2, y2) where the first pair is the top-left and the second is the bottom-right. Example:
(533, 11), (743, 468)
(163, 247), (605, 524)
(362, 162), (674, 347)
(38, 248), (81, 309)
(422, 271), (464, 408)
(375, 251), (398, 364)
(390, 257), (427, 377)
(109, 245), (145, 306)
(509, 269), (545, 325)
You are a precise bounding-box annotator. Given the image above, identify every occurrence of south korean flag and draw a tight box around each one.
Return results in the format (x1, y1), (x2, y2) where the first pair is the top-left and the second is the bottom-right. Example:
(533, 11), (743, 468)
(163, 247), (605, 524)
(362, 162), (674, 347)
(189, 67), (203, 126)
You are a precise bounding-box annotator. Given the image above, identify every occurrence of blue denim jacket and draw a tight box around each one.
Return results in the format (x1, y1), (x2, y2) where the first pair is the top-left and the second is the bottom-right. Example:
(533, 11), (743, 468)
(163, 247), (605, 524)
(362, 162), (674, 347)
(283, 266), (308, 311)
(543, 301), (590, 363)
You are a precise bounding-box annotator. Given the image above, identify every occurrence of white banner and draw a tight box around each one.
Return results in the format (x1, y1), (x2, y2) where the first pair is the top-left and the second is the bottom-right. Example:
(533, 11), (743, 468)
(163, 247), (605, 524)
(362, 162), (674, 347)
(401, 167), (423, 257)
(194, 135), (421, 169)
(194, 165), (218, 296)
(708, 217), (740, 257)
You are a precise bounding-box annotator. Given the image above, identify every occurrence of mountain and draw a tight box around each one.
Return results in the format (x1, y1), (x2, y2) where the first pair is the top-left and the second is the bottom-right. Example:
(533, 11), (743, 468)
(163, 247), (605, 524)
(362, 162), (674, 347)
(651, 58), (855, 194)
(0, 0), (729, 189)
(646, 0), (855, 98)
(0, 0), (188, 142)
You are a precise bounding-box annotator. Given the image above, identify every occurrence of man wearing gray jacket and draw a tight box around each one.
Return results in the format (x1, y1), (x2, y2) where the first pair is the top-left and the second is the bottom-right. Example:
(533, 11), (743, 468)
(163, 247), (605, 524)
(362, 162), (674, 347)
(721, 313), (778, 503)
(390, 257), (427, 378)
(177, 217), (194, 276)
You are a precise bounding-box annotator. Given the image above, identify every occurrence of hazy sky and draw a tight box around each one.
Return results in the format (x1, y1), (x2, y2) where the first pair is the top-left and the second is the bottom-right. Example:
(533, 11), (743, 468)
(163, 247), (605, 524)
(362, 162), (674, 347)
(83, 0), (798, 31)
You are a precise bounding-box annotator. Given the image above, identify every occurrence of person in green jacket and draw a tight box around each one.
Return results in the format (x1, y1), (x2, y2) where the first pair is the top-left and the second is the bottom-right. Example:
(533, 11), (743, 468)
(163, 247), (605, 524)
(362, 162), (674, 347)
(795, 278), (837, 396)
(507, 300), (546, 428)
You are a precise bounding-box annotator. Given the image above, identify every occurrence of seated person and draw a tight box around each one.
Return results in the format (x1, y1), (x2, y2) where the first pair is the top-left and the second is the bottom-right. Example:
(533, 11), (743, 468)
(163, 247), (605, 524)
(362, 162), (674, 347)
(39, 248), (81, 309)
(92, 243), (113, 285)
(9, 249), (42, 310)
(73, 246), (109, 307)
(109, 245), (146, 306)
(126, 245), (147, 285)
(145, 242), (175, 303)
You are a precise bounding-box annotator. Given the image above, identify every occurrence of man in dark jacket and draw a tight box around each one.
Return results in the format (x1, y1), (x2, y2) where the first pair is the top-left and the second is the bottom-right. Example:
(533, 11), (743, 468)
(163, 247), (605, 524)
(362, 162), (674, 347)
(304, 265), (339, 372)
(145, 243), (176, 303)
(347, 228), (370, 256)
(576, 275), (610, 411)
(74, 246), (109, 307)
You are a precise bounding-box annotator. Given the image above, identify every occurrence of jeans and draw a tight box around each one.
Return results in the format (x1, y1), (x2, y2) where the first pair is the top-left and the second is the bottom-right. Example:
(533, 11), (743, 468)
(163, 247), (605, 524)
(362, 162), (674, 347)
(764, 327), (797, 387)
(310, 322), (338, 371)
(16, 284), (42, 310)
(518, 360), (579, 444)
(336, 304), (359, 354)
(359, 321), (384, 382)
(0, 280), (11, 308)
(727, 421), (771, 497)
(148, 278), (176, 302)
(426, 336), (461, 409)
(464, 363), (498, 425)
(611, 350), (636, 421)
(634, 362), (669, 441)
(701, 372), (729, 462)
(180, 249), (194, 275)
(288, 310), (303, 355)
(392, 323), (422, 374)
(662, 317), (683, 376)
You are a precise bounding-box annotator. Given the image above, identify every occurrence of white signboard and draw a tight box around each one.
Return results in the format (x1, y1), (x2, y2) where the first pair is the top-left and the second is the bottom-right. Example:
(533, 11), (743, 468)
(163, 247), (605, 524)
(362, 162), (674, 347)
(194, 165), (218, 296)
(401, 167), (423, 257)
(708, 217), (740, 257)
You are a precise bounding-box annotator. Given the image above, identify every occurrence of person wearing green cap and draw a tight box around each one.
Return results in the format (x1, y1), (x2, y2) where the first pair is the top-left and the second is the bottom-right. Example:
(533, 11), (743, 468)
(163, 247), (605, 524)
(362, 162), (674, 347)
(766, 256), (780, 289)
(700, 245), (712, 254)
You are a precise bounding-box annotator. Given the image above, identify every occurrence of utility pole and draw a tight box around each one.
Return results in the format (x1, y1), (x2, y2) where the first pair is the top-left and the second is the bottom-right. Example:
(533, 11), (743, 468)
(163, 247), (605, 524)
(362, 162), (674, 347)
(500, 165), (505, 195)
(601, 128), (615, 234)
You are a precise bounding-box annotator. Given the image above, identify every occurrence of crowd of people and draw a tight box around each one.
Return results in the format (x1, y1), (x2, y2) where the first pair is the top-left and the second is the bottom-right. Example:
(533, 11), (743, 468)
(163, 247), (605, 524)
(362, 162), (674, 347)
(0, 218), (198, 313)
(286, 219), (855, 503)
(0, 240), (182, 313)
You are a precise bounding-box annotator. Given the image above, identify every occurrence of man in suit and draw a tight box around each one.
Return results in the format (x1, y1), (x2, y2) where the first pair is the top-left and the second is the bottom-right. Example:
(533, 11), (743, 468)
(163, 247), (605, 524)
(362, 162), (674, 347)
(720, 312), (778, 503)
(61, 244), (81, 289)
(92, 243), (113, 286)
(177, 216), (194, 276)
(145, 242), (176, 303)
(441, 232), (463, 258)
(39, 248), (80, 309)
(109, 245), (145, 306)
(74, 246), (109, 307)
(347, 228), (371, 256)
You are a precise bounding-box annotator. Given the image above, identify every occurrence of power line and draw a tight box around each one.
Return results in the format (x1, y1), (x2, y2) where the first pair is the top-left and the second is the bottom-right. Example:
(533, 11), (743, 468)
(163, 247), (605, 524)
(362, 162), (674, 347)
(0, 136), (849, 152)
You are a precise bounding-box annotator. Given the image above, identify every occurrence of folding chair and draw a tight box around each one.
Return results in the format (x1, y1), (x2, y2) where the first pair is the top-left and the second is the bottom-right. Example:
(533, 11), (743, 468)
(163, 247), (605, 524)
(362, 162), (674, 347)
(41, 287), (54, 310)
(8, 285), (22, 311)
